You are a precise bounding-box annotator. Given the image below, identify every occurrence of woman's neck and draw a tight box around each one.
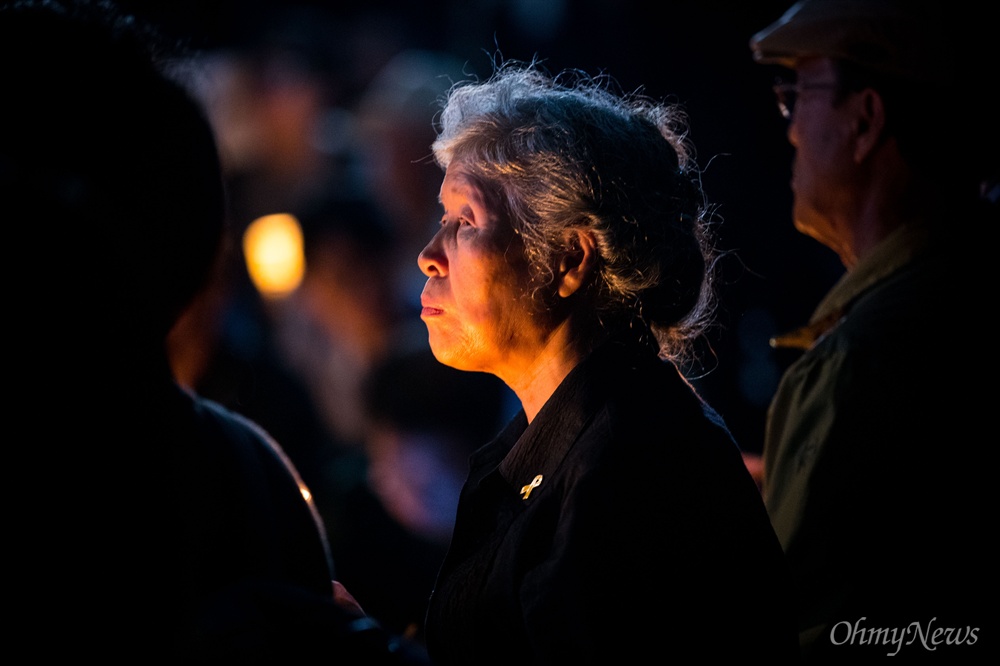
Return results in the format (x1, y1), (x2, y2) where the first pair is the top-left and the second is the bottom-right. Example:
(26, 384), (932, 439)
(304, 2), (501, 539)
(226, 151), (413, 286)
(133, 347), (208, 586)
(505, 319), (605, 423)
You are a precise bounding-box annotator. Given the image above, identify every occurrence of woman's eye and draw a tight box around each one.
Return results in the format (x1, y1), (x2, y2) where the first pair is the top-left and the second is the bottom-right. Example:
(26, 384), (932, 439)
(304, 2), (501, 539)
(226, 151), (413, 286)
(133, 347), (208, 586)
(439, 215), (471, 228)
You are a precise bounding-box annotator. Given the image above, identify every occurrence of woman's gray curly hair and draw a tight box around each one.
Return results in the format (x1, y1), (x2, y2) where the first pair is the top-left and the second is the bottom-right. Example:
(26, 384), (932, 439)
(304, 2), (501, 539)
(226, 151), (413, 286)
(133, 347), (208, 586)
(432, 60), (718, 363)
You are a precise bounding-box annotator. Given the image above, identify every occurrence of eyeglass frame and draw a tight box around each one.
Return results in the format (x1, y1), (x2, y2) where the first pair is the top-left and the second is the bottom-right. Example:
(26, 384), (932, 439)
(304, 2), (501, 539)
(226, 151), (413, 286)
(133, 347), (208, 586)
(772, 80), (840, 120)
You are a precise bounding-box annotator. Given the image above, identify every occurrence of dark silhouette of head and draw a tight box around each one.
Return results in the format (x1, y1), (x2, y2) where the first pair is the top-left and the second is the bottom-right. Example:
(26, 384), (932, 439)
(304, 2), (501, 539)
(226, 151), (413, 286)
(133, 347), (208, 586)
(1, 0), (225, 352)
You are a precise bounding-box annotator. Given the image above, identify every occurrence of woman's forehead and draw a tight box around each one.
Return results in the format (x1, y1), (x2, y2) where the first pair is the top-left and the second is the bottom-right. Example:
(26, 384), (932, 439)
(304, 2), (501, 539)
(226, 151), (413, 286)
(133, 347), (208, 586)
(439, 165), (487, 207)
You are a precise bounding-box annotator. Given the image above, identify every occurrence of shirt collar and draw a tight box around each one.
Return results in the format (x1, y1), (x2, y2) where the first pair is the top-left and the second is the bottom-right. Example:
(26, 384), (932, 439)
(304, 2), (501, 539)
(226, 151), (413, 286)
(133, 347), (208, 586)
(466, 340), (643, 500)
(496, 345), (606, 498)
(770, 224), (931, 350)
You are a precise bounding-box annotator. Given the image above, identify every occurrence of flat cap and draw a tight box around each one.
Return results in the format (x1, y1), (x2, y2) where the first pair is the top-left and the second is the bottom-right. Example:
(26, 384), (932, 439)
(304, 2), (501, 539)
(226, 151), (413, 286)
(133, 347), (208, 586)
(749, 0), (958, 84)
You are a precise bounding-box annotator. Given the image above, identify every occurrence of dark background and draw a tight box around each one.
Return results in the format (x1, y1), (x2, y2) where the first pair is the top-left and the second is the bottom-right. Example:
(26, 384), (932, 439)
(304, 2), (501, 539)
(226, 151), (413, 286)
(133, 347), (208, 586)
(120, 0), (848, 456)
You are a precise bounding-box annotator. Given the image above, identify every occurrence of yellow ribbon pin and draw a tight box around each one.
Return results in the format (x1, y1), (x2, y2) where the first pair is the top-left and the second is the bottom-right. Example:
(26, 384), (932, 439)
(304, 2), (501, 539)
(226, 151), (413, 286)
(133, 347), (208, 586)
(520, 474), (543, 500)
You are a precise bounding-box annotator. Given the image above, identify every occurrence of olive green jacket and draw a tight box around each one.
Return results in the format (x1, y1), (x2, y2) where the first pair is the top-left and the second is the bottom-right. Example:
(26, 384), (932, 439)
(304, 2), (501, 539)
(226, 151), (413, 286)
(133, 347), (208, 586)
(764, 223), (988, 660)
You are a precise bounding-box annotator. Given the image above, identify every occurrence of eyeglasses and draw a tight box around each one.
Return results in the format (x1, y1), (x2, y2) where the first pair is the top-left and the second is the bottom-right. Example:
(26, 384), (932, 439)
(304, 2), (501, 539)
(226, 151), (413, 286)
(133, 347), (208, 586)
(772, 81), (839, 120)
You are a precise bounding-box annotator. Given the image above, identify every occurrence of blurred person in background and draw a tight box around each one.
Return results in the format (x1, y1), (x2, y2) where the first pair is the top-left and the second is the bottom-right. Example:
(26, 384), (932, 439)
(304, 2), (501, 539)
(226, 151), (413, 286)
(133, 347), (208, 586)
(278, 194), (421, 543)
(282, 195), (404, 453)
(328, 346), (512, 644)
(353, 49), (470, 318)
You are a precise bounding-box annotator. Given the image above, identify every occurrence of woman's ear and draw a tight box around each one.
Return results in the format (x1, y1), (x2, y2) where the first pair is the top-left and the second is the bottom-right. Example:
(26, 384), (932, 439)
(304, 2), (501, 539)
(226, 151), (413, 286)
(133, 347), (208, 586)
(557, 229), (598, 298)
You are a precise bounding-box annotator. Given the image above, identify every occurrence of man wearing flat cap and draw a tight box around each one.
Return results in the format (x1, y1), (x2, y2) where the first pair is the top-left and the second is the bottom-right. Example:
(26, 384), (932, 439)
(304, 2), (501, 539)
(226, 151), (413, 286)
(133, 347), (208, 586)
(749, 0), (996, 661)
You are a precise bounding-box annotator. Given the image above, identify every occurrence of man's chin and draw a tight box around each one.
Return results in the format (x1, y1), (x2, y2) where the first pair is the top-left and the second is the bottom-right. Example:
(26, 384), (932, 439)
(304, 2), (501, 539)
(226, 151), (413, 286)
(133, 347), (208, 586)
(792, 207), (827, 244)
(793, 214), (851, 267)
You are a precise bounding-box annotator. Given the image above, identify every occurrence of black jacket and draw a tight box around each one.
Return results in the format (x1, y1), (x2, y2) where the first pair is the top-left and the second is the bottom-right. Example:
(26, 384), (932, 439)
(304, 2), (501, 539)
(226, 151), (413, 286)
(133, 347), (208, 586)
(425, 339), (798, 665)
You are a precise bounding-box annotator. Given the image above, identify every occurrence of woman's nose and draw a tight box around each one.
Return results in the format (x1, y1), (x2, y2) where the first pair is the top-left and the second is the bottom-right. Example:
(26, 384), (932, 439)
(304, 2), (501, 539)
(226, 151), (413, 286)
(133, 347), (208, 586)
(417, 228), (447, 277)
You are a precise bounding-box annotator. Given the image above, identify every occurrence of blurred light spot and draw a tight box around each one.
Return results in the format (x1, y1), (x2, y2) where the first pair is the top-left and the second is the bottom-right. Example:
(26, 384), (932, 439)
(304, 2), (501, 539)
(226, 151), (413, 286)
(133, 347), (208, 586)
(243, 213), (305, 299)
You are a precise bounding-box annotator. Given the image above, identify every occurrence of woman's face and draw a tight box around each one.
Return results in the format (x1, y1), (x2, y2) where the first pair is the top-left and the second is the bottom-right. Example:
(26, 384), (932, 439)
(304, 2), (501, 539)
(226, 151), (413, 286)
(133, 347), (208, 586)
(418, 164), (547, 379)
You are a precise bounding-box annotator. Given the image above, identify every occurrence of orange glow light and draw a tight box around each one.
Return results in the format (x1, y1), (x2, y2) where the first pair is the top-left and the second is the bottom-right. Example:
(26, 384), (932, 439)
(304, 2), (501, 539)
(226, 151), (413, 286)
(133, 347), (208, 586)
(243, 213), (305, 299)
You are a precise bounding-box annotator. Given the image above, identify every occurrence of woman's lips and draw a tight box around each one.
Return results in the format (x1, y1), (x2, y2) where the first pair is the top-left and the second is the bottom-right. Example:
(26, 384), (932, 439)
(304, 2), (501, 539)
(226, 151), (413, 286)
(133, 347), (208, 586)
(421, 306), (444, 317)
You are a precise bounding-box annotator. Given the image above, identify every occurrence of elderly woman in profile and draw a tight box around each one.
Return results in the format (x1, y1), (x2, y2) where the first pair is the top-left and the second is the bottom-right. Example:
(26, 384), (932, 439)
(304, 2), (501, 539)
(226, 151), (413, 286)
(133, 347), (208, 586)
(417, 62), (798, 664)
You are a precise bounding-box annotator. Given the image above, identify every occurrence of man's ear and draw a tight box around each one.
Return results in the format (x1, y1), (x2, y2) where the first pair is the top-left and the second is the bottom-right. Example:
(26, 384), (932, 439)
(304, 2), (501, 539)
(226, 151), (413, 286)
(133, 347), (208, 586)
(853, 87), (887, 163)
(557, 229), (598, 298)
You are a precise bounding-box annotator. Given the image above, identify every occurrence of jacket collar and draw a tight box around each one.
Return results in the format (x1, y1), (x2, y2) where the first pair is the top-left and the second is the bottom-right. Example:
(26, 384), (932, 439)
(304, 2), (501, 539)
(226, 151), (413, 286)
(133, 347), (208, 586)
(770, 224), (931, 351)
(468, 340), (638, 502)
